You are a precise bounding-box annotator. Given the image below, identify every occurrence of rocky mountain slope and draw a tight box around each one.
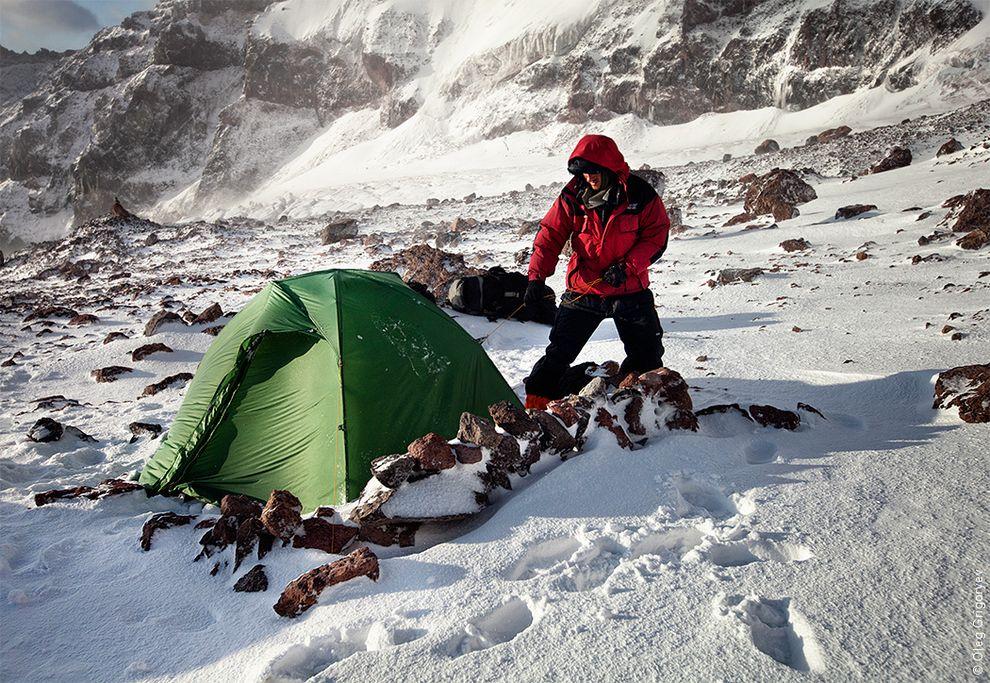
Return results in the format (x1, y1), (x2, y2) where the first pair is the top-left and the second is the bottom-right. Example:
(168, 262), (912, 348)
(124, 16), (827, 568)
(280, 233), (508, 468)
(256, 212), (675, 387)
(1, 0), (987, 243)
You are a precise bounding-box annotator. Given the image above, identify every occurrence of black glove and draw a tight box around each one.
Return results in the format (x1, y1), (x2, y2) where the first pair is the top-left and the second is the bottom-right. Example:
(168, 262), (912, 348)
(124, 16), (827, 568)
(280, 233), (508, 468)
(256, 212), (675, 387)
(602, 262), (627, 288)
(524, 280), (546, 310)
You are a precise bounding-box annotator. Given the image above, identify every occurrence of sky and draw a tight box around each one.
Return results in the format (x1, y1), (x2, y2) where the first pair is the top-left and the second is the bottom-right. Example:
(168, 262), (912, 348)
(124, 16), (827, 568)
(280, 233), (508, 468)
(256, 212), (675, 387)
(0, 0), (157, 53)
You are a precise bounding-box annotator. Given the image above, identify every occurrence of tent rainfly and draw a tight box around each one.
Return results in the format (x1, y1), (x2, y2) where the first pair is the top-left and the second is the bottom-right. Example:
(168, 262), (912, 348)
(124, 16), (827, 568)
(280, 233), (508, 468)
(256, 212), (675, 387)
(139, 269), (520, 510)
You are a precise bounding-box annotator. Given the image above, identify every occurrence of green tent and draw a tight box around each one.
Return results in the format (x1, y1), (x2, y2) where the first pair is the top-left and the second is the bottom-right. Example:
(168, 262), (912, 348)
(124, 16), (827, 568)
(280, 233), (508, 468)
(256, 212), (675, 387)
(139, 269), (520, 510)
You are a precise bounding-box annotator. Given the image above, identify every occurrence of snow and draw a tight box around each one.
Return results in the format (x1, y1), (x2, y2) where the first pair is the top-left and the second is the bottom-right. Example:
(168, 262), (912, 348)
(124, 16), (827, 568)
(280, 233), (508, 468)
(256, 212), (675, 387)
(2, 31), (990, 683)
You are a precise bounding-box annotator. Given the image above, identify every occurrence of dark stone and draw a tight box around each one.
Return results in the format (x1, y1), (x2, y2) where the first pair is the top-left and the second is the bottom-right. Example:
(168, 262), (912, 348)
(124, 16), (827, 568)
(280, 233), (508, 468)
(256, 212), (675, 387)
(933, 365), (990, 423)
(291, 517), (358, 554)
(488, 400), (541, 438)
(696, 403), (753, 420)
(370, 454), (416, 488)
(407, 432), (455, 471)
(220, 494), (263, 519)
(128, 422), (163, 441)
(869, 146), (912, 174)
(715, 268), (763, 285)
(144, 310), (185, 336)
(835, 204), (877, 219)
(91, 365), (133, 383)
(936, 138), (964, 156)
(260, 489), (303, 541)
(68, 313), (99, 326)
(456, 412), (521, 471)
(27, 417), (63, 442)
(320, 219), (359, 244)
(780, 238), (810, 252)
(193, 303), (223, 324)
(749, 404), (801, 430)
(452, 443), (483, 464)
(141, 512), (194, 551)
(358, 523), (418, 547)
(529, 409), (577, 454)
(131, 342), (174, 362)
(234, 564), (269, 592)
(754, 139), (779, 155)
(141, 372), (193, 396)
(103, 331), (130, 344)
(273, 547), (380, 618)
(34, 478), (143, 507)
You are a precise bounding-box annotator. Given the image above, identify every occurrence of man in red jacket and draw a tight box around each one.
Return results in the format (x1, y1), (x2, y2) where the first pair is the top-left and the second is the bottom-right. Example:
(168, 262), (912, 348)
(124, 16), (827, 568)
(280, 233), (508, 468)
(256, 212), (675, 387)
(523, 134), (670, 410)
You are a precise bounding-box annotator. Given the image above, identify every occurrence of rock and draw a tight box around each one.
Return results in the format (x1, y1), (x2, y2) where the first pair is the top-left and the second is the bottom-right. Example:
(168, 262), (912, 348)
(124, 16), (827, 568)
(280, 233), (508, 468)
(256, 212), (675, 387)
(957, 229), (988, 250)
(723, 211), (755, 227)
(23, 305), (78, 322)
(949, 189), (990, 233)
(103, 331), (129, 344)
(358, 523), (418, 548)
(273, 547), (380, 618)
(132, 342), (174, 361)
(407, 432), (455, 471)
(936, 138), (964, 156)
(754, 139), (779, 155)
(817, 125), (851, 143)
(234, 564), (269, 592)
(196, 514), (240, 560)
(835, 204), (877, 220)
(623, 368), (694, 412)
(452, 443), (483, 464)
(748, 404), (801, 430)
(488, 401), (540, 438)
(192, 303), (223, 324)
(370, 244), (483, 299)
(696, 403), (753, 420)
(128, 422), (163, 441)
(68, 313), (98, 326)
(370, 454), (417, 488)
(140, 512), (194, 551)
(34, 478), (143, 507)
(722, 153), (732, 162)
(349, 481), (395, 525)
(743, 169), (816, 222)
(715, 268), (763, 285)
(578, 377), (610, 398)
(780, 238), (810, 252)
(220, 494), (263, 519)
(529, 410), (577, 454)
(91, 365), (133, 383)
(144, 310), (185, 336)
(546, 396), (592, 440)
(27, 417), (64, 442)
(796, 402), (826, 419)
(260, 489), (303, 541)
(203, 325), (225, 336)
(320, 218), (358, 244)
(595, 407), (633, 448)
(854, 251), (870, 261)
(933, 364), (990, 423)
(64, 425), (97, 442)
(869, 146), (912, 174)
(291, 517), (358, 554)
(456, 412), (521, 471)
(141, 373), (193, 396)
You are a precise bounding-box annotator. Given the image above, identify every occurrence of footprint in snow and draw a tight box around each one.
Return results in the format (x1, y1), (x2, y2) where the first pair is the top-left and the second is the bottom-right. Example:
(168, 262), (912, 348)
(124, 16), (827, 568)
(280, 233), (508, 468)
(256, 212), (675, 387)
(672, 476), (749, 519)
(442, 596), (543, 658)
(716, 594), (826, 672)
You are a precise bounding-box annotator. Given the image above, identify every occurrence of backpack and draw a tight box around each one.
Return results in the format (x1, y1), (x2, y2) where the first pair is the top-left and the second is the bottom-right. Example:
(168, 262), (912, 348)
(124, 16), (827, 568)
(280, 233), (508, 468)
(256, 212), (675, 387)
(447, 266), (556, 324)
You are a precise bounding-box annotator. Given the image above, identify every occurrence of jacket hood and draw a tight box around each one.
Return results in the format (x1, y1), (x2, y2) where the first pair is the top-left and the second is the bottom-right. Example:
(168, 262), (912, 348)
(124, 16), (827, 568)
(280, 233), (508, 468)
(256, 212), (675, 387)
(568, 134), (630, 181)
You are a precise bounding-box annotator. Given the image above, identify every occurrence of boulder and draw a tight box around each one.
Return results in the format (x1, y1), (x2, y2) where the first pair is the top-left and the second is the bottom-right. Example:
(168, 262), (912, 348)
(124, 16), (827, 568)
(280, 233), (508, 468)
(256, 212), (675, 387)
(594, 407), (633, 449)
(748, 404), (801, 430)
(220, 494), (263, 519)
(192, 303), (223, 324)
(320, 218), (359, 244)
(103, 331), (130, 344)
(780, 238), (810, 252)
(715, 268), (763, 285)
(696, 403), (753, 420)
(291, 517), (359, 554)
(869, 146), (912, 174)
(234, 564), (269, 592)
(144, 310), (185, 336)
(957, 230), (988, 250)
(273, 547), (380, 618)
(933, 364), (990, 423)
(452, 443), (483, 464)
(68, 313), (99, 326)
(936, 138), (964, 156)
(128, 422), (163, 441)
(132, 343), (173, 361)
(370, 244), (483, 299)
(624, 368), (694, 412)
(949, 189), (990, 233)
(141, 512), (195, 551)
(141, 372), (193, 396)
(456, 412), (521, 470)
(817, 125), (851, 143)
(407, 432), (455, 471)
(754, 139), (779, 155)
(743, 169), (816, 221)
(260, 489), (303, 541)
(358, 523), (418, 548)
(529, 410), (577, 454)
(27, 417), (64, 442)
(91, 366), (133, 383)
(488, 401), (541, 438)
(835, 204), (877, 220)
(370, 454), (417, 488)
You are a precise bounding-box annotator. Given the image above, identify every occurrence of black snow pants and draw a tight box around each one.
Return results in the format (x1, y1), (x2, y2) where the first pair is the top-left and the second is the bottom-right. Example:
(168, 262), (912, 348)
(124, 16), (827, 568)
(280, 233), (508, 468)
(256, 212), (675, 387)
(524, 288), (664, 399)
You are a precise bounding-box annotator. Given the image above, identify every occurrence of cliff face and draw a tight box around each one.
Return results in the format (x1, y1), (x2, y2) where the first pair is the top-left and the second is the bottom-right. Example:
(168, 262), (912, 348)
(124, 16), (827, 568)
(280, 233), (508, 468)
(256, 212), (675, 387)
(0, 0), (985, 239)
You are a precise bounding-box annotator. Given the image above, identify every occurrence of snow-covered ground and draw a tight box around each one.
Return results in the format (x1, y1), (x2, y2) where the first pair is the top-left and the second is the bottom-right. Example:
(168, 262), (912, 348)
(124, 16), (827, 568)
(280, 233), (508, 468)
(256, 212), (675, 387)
(1, 108), (988, 682)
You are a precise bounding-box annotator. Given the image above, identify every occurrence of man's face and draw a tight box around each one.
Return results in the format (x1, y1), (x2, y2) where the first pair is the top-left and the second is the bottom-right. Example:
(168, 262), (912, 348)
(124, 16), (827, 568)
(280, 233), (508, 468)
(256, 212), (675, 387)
(583, 172), (603, 190)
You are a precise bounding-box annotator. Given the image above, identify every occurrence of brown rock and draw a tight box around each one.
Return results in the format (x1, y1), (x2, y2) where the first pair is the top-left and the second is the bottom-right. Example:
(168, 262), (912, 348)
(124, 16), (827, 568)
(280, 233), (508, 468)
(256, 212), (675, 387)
(452, 443), (483, 464)
(193, 303), (223, 324)
(855, 251), (870, 261)
(140, 511), (194, 551)
(34, 478), (143, 507)
(488, 401), (541, 438)
(748, 404), (801, 430)
(936, 138), (964, 156)
(68, 313), (98, 326)
(780, 238), (810, 252)
(274, 547), (380, 618)
(835, 204), (877, 220)
(743, 169), (816, 221)
(715, 268), (763, 285)
(27, 417), (64, 442)
(595, 408), (633, 448)
(754, 139), (779, 155)
(723, 211), (754, 227)
(956, 229), (988, 250)
(869, 146), (912, 174)
(103, 331), (129, 344)
(370, 454), (417, 488)
(320, 218), (359, 244)
(407, 432), (455, 471)
(529, 410), (577, 454)
(949, 188), (990, 233)
(141, 372), (193, 396)
(696, 403), (753, 420)
(665, 409), (700, 431)
(817, 125), (851, 143)
(234, 564), (268, 592)
(546, 396), (592, 442)
(144, 310), (184, 336)
(369, 244), (484, 299)
(358, 523), (418, 547)
(91, 365), (133, 383)
(933, 364), (990, 423)
(260, 490), (303, 541)
(220, 494), (263, 519)
(292, 517), (358, 554)
(128, 422), (163, 441)
(23, 305), (77, 323)
(233, 517), (271, 570)
(456, 412), (521, 470)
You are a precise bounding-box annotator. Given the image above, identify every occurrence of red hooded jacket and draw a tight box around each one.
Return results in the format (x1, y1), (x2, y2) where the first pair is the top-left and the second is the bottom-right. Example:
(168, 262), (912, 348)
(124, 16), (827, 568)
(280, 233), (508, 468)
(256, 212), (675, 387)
(528, 134), (670, 297)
